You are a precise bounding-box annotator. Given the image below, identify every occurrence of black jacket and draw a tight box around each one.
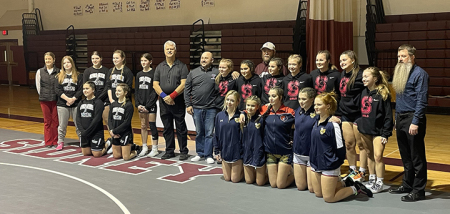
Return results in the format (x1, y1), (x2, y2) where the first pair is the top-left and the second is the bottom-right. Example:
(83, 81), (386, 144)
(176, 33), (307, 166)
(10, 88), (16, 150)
(356, 88), (394, 138)
(282, 72), (313, 109)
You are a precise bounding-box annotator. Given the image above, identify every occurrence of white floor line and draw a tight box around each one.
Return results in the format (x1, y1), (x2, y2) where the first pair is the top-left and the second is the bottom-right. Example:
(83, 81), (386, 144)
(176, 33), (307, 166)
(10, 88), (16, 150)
(0, 162), (130, 214)
(384, 149), (399, 157)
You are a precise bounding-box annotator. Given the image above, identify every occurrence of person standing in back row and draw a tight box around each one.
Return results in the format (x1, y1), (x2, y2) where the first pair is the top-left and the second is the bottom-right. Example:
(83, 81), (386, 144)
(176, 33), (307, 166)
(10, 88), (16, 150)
(185, 52), (219, 164)
(36, 52), (60, 148)
(255, 42), (289, 77)
(153, 40), (189, 160)
(389, 44), (429, 202)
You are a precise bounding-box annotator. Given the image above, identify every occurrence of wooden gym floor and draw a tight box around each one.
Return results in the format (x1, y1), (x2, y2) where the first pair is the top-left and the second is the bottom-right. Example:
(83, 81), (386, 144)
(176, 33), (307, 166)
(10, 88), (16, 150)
(1, 85), (449, 192)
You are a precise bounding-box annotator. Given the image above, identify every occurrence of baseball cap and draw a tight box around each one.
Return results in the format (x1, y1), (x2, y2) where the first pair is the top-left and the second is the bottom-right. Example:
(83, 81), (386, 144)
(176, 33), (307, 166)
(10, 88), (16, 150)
(261, 42), (276, 50)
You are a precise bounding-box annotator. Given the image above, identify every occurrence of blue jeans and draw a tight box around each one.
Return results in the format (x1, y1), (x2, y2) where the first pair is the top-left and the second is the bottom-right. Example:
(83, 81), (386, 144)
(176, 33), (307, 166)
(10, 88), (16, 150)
(193, 108), (217, 158)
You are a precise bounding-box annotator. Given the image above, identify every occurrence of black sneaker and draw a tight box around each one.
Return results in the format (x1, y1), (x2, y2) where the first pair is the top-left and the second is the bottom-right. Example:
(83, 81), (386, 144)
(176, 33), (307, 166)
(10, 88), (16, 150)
(161, 153), (175, 160)
(179, 153), (189, 161)
(344, 177), (355, 187)
(354, 181), (373, 197)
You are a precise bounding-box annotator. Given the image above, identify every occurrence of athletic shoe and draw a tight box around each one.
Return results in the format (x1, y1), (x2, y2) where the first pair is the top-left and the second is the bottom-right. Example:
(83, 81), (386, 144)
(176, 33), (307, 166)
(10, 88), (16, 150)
(179, 153), (189, 161)
(56, 142), (64, 151)
(191, 155), (202, 162)
(370, 181), (384, 194)
(341, 168), (357, 181)
(148, 149), (159, 157)
(343, 176), (355, 187)
(365, 178), (376, 189)
(354, 181), (373, 197)
(352, 171), (366, 182)
(161, 153), (175, 160)
(138, 146), (148, 157)
(206, 157), (215, 164)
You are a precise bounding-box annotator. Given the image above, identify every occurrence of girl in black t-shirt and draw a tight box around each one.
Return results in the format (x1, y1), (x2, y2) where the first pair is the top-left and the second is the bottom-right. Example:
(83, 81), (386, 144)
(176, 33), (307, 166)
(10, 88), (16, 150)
(135, 53), (159, 157)
(76, 81), (108, 157)
(108, 83), (136, 161)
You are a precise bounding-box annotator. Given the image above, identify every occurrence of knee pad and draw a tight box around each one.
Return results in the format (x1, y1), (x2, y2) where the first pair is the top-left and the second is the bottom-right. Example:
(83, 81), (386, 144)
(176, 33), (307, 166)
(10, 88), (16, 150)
(149, 122), (158, 140)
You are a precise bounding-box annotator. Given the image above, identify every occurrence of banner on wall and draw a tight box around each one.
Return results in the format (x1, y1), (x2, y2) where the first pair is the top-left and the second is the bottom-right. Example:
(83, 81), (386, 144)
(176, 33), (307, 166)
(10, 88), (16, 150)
(140, 0), (150, 11)
(113, 2), (123, 12)
(155, 0), (165, 10)
(74, 5), (82, 16)
(126, 1), (136, 12)
(169, 0), (180, 9)
(99, 2), (109, 13)
(201, 0), (214, 7)
(85, 4), (95, 14)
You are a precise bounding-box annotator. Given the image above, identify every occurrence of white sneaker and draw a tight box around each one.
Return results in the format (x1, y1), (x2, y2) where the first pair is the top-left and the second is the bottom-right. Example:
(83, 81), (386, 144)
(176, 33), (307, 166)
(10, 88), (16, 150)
(370, 181), (384, 193)
(206, 157), (215, 164)
(190, 155), (202, 162)
(365, 178), (376, 189)
(107, 146), (113, 154)
(147, 149), (159, 157)
(139, 146), (148, 157)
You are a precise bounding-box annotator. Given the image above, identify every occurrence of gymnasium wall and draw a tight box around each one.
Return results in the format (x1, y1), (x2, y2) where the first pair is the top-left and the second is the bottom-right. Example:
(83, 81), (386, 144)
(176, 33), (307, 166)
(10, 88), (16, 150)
(32, 0), (298, 30)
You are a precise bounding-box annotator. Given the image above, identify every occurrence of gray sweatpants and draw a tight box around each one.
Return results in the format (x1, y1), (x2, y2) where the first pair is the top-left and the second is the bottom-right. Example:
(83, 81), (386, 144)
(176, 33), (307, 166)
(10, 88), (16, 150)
(57, 106), (81, 143)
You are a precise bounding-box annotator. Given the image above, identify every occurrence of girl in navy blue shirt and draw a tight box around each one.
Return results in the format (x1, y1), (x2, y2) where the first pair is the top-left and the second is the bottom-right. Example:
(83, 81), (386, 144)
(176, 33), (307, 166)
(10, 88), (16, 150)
(213, 90), (243, 182)
(356, 67), (393, 193)
(241, 95), (267, 186)
(293, 87), (316, 192)
(310, 92), (372, 202)
(263, 87), (295, 189)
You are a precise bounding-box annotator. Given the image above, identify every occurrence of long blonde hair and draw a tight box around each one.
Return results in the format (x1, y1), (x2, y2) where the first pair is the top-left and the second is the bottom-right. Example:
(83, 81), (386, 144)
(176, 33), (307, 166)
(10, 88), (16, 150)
(364, 67), (390, 101)
(57, 56), (78, 84)
(341, 50), (360, 88)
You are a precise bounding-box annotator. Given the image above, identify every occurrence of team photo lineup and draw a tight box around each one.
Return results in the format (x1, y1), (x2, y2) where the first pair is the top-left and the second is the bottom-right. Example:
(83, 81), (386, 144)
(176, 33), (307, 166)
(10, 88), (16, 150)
(35, 38), (428, 203)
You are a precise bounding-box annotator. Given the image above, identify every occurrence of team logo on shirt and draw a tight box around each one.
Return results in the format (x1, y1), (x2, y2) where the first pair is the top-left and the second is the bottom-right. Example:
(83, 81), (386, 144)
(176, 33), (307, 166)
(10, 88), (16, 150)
(320, 127), (326, 135)
(112, 107), (125, 120)
(310, 113), (316, 118)
(264, 77), (278, 94)
(279, 115), (287, 122)
(340, 77), (350, 97)
(111, 74), (124, 88)
(234, 118), (240, 123)
(255, 123), (261, 129)
(63, 78), (76, 91)
(315, 76), (328, 93)
(361, 96), (373, 117)
(80, 104), (94, 117)
(219, 80), (229, 97)
(287, 80), (300, 101)
(90, 73), (106, 86)
(241, 84), (253, 100)
(139, 76), (151, 89)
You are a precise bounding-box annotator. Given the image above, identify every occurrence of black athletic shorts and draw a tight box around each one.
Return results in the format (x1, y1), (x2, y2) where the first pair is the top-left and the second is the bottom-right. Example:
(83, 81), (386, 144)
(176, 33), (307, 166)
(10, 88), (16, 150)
(139, 105), (157, 114)
(80, 131), (105, 151)
(111, 133), (134, 146)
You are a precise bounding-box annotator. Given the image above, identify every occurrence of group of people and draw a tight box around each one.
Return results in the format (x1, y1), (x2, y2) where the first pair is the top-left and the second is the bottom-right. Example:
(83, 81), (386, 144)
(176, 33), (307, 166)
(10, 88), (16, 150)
(36, 41), (429, 202)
